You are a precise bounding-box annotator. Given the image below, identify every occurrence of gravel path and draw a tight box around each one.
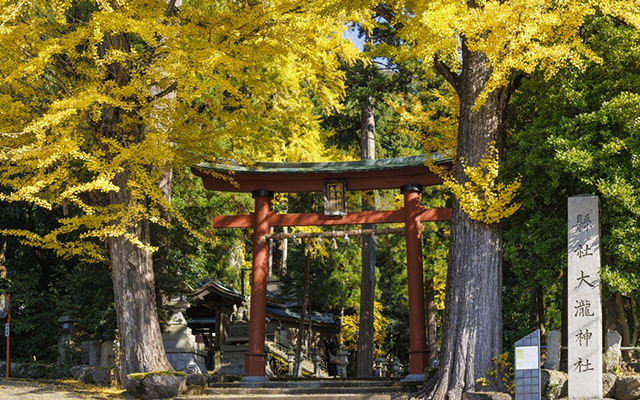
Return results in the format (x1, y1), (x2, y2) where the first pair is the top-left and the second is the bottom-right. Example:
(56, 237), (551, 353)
(0, 378), (128, 400)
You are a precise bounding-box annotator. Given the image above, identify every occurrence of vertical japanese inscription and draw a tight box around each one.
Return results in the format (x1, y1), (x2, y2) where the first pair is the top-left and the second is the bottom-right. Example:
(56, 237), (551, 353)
(568, 195), (602, 399)
(324, 180), (347, 216)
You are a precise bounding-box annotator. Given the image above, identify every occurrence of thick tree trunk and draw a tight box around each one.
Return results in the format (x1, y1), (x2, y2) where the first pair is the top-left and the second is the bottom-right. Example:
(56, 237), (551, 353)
(615, 292), (631, 361)
(108, 170), (173, 382)
(95, 19), (172, 384)
(358, 95), (377, 377)
(425, 277), (438, 363)
(427, 44), (510, 400)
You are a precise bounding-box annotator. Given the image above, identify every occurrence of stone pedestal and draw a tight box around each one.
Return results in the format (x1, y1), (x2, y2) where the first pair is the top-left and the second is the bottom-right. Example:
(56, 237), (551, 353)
(218, 298), (253, 376)
(100, 341), (115, 368)
(604, 331), (622, 373)
(217, 344), (249, 375)
(81, 340), (102, 367)
(162, 296), (207, 374)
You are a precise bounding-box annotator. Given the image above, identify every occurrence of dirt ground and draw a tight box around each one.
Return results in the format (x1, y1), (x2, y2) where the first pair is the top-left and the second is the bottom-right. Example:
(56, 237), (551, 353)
(0, 378), (128, 400)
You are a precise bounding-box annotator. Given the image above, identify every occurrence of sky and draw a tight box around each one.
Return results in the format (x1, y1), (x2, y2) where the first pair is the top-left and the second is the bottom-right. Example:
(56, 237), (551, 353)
(343, 26), (365, 52)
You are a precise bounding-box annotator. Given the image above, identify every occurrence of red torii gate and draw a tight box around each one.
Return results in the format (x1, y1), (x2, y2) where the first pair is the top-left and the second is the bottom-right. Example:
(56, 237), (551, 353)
(192, 155), (452, 381)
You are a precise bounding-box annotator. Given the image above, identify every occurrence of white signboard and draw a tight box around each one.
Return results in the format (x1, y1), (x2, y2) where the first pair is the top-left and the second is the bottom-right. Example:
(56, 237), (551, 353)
(516, 346), (540, 370)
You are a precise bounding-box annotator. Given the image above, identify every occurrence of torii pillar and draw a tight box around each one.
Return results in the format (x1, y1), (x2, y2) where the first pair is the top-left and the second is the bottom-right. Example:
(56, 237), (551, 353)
(402, 184), (430, 379)
(243, 189), (273, 381)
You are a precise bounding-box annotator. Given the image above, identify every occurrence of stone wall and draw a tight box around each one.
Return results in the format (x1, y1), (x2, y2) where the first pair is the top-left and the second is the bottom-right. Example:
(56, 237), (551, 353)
(541, 369), (640, 400)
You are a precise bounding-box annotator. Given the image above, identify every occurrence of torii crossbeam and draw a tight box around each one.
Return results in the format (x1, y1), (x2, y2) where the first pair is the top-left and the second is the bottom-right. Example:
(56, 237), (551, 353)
(191, 154), (452, 381)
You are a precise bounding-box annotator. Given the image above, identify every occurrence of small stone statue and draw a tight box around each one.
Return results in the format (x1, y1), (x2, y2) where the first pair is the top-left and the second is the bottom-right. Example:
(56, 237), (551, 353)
(230, 296), (250, 323)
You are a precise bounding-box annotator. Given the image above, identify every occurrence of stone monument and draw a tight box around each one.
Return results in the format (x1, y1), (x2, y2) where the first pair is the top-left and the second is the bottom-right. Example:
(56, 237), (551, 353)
(544, 330), (561, 371)
(216, 297), (251, 375)
(162, 295), (207, 374)
(567, 195), (602, 399)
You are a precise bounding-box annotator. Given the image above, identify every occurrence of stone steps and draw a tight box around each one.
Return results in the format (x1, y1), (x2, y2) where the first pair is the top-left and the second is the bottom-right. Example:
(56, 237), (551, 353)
(180, 378), (421, 400)
(184, 394), (398, 400)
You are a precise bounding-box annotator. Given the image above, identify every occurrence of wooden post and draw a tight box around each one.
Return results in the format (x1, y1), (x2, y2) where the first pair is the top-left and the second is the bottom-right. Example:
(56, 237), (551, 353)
(402, 185), (429, 378)
(244, 190), (272, 381)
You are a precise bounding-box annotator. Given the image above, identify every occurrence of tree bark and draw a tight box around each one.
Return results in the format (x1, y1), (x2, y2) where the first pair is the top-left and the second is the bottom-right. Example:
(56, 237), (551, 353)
(536, 286), (546, 337)
(0, 240), (6, 279)
(425, 277), (438, 363)
(615, 292), (631, 361)
(631, 297), (638, 347)
(426, 42), (510, 400)
(358, 94), (377, 377)
(295, 255), (311, 376)
(108, 170), (172, 382)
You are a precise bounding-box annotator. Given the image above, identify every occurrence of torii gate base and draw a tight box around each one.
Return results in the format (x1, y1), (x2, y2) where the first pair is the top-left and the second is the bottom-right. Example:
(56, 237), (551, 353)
(192, 156), (452, 381)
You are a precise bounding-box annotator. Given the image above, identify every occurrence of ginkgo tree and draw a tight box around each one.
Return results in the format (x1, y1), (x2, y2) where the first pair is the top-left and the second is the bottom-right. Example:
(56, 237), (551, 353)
(0, 0), (358, 381)
(335, 0), (639, 398)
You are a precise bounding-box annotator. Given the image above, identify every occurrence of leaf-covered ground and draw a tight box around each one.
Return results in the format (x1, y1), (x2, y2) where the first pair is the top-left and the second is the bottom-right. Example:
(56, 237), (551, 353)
(0, 378), (127, 399)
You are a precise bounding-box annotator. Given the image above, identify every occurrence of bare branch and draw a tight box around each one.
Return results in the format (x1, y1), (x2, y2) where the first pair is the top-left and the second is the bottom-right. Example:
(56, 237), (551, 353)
(0, 0), (28, 30)
(434, 58), (460, 92)
(153, 82), (177, 99)
(45, 67), (72, 97)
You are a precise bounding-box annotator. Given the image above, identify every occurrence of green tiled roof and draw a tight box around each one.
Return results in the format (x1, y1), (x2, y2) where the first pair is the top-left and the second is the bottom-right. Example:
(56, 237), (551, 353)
(197, 153), (450, 175)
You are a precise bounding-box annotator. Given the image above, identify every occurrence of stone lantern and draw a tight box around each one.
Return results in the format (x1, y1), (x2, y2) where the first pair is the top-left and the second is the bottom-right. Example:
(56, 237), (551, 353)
(374, 357), (386, 377)
(57, 314), (77, 334)
(57, 314), (78, 368)
(338, 343), (350, 378)
(162, 293), (207, 373)
(287, 350), (296, 376)
(311, 348), (321, 377)
(390, 358), (401, 377)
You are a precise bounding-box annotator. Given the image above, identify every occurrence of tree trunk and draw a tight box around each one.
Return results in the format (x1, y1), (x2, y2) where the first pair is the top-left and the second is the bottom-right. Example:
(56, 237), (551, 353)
(536, 287), (546, 337)
(358, 94), (377, 377)
(0, 240), (6, 279)
(108, 170), (173, 382)
(295, 255), (311, 376)
(615, 292), (631, 361)
(427, 43), (510, 400)
(631, 297), (638, 347)
(425, 277), (438, 363)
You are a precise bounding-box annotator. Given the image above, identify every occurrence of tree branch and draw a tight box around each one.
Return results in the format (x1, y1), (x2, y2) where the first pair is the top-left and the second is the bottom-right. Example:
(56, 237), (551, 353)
(45, 67), (72, 97)
(164, 0), (178, 17)
(153, 82), (177, 99)
(374, 4), (403, 30)
(434, 58), (460, 92)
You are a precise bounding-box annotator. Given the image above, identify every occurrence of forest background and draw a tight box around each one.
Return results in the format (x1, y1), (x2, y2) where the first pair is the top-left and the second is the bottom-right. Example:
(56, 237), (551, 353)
(0, 0), (638, 389)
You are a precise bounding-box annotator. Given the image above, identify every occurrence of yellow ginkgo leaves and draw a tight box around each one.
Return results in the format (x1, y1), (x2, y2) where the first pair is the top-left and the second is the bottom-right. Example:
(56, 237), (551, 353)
(445, 143), (521, 224)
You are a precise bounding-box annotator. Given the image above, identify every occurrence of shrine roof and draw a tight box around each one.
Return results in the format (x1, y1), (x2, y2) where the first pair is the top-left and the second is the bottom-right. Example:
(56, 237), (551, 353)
(192, 153), (451, 193)
(194, 278), (244, 304)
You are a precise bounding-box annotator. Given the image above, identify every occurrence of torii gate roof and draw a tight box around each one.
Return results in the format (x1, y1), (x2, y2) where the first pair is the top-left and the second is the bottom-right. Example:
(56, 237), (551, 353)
(191, 154), (451, 193)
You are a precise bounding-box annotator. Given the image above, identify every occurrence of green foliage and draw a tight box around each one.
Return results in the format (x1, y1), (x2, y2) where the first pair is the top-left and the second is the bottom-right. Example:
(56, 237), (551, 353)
(153, 167), (252, 293)
(503, 15), (640, 342)
(0, 199), (116, 362)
